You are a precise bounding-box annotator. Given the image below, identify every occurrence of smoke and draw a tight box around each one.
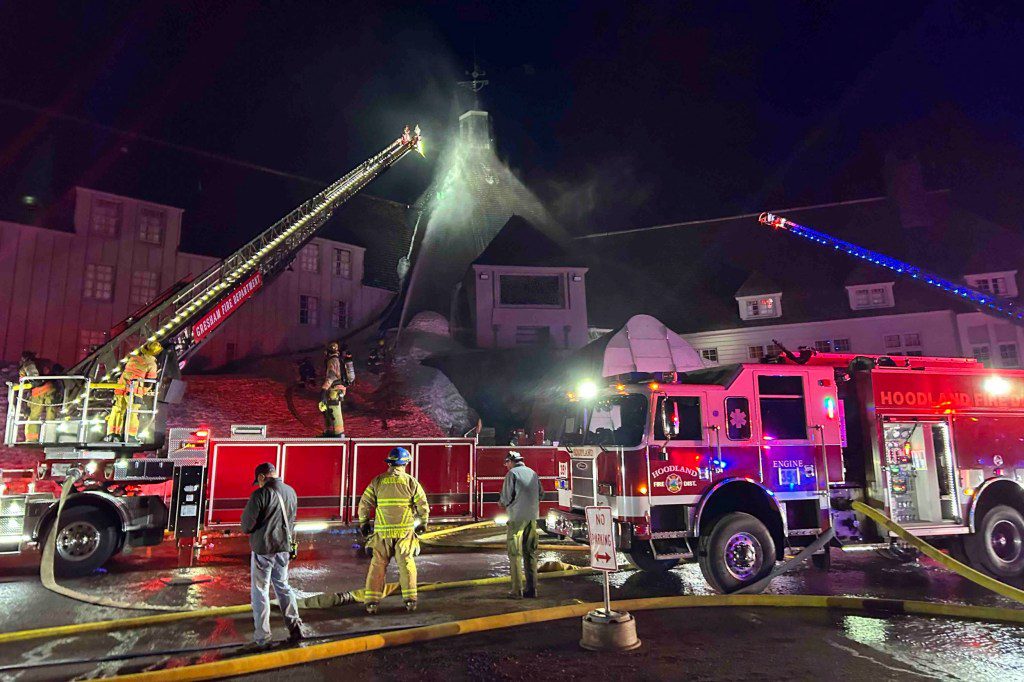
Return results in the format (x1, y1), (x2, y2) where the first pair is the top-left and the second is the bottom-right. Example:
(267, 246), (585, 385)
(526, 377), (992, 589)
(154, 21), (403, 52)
(539, 158), (654, 235)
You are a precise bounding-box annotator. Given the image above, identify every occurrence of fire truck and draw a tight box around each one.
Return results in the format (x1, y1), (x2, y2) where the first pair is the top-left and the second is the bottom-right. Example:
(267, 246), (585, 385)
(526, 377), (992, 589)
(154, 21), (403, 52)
(546, 213), (1024, 592)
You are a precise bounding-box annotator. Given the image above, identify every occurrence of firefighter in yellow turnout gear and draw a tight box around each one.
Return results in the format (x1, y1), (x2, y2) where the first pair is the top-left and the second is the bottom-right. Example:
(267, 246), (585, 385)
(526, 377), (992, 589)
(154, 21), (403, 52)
(105, 341), (161, 442)
(358, 447), (429, 613)
(318, 342), (346, 438)
(18, 351), (57, 442)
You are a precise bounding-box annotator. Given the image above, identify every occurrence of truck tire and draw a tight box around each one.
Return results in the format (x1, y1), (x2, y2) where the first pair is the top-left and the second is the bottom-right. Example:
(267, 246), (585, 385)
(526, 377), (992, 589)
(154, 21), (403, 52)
(698, 512), (776, 593)
(627, 541), (679, 572)
(964, 504), (1024, 580)
(46, 506), (121, 578)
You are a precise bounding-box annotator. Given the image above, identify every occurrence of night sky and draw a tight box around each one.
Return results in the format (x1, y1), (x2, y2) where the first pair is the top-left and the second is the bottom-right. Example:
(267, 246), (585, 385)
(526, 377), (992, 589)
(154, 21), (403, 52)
(2, 1), (1023, 250)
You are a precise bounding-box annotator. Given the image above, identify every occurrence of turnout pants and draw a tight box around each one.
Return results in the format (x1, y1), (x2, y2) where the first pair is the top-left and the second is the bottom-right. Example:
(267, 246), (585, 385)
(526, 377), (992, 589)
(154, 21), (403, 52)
(507, 519), (538, 596)
(324, 389), (344, 436)
(251, 551), (301, 644)
(106, 393), (143, 438)
(364, 533), (419, 604)
(24, 388), (55, 442)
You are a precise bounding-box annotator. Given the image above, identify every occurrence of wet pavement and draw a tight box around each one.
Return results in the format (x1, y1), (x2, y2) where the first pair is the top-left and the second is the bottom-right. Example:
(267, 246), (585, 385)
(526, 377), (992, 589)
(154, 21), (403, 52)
(1, 528), (1024, 680)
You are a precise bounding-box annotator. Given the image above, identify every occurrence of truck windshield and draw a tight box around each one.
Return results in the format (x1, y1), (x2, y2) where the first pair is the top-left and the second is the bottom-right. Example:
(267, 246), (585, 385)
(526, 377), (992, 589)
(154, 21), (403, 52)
(560, 394), (648, 447)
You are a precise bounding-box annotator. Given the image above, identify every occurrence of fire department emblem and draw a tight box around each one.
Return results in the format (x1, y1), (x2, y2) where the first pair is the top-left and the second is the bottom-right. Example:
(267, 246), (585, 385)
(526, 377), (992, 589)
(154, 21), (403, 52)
(665, 473), (684, 493)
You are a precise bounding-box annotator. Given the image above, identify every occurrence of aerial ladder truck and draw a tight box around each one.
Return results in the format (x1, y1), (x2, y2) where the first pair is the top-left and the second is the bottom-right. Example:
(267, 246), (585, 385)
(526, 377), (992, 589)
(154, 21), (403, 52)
(1, 126), (424, 574)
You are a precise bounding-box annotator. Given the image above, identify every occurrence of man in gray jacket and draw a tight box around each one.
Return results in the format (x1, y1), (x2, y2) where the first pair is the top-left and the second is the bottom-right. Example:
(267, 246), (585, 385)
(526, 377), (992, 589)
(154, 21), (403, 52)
(241, 462), (306, 647)
(498, 451), (542, 598)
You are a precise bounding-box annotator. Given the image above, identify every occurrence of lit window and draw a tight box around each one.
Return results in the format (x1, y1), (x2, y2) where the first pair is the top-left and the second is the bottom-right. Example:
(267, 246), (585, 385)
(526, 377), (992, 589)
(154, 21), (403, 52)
(79, 329), (106, 351)
(332, 301), (348, 329)
(299, 295), (319, 325)
(833, 338), (851, 352)
(138, 209), (165, 244)
(748, 345), (765, 360)
(870, 287), (888, 305)
(850, 285), (894, 310)
(883, 335), (902, 350)
(814, 340), (832, 353)
(300, 244), (320, 273)
(745, 297), (775, 318)
(333, 248), (352, 278)
(91, 199), (121, 237)
(130, 270), (159, 306)
(999, 343), (1019, 368)
(700, 348), (719, 363)
(973, 345), (991, 364)
(84, 263), (114, 300)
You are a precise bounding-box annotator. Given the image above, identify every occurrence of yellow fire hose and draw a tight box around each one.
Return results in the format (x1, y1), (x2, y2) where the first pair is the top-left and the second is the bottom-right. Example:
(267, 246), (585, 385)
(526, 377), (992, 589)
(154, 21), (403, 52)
(106, 592), (1024, 682)
(419, 521), (589, 552)
(852, 500), (1024, 605)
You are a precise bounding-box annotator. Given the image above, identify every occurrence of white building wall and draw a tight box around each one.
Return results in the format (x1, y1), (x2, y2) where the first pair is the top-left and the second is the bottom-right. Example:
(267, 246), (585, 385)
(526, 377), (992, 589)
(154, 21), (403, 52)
(680, 310), (963, 365)
(0, 188), (395, 369)
(956, 312), (1024, 369)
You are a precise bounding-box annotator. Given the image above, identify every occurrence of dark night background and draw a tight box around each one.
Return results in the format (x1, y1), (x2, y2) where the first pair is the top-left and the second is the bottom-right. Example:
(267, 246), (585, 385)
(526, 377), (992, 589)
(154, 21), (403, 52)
(1, 1), (1023, 255)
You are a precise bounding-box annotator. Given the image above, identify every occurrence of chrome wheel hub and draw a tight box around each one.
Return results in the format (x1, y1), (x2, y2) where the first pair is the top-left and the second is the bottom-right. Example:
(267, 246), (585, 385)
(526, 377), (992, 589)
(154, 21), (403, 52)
(57, 521), (101, 562)
(990, 519), (1023, 564)
(724, 531), (762, 580)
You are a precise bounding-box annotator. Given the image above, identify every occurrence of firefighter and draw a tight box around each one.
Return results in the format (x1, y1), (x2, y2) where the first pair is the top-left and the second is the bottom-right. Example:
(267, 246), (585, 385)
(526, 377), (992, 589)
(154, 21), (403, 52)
(318, 342), (346, 438)
(105, 341), (161, 443)
(18, 351), (56, 443)
(358, 447), (429, 613)
(499, 451), (542, 598)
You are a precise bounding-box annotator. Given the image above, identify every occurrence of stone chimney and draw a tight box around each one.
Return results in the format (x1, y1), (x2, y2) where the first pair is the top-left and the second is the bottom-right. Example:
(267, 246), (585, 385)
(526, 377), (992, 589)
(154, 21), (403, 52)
(884, 153), (931, 230)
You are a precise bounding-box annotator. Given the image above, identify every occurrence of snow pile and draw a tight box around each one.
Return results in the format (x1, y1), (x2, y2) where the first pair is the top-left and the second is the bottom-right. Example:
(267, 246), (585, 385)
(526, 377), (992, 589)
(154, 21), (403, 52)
(393, 328), (478, 437)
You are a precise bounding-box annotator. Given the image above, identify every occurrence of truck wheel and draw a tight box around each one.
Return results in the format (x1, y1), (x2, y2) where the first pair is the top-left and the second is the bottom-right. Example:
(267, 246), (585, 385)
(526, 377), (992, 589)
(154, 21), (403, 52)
(965, 504), (1024, 579)
(627, 541), (679, 572)
(698, 512), (776, 593)
(47, 506), (120, 578)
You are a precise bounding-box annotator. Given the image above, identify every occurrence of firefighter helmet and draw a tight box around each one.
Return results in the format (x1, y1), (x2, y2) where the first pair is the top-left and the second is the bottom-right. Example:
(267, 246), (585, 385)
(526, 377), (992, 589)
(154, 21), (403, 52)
(141, 341), (163, 356)
(326, 341), (340, 354)
(505, 450), (524, 463)
(386, 447), (412, 467)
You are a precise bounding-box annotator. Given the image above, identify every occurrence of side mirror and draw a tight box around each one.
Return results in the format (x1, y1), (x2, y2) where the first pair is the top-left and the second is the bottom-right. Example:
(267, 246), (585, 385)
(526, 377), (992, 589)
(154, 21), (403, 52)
(659, 399), (679, 439)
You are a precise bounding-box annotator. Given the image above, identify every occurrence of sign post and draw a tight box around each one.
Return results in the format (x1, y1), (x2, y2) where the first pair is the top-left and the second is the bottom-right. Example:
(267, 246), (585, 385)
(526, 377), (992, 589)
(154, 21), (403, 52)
(580, 506), (640, 651)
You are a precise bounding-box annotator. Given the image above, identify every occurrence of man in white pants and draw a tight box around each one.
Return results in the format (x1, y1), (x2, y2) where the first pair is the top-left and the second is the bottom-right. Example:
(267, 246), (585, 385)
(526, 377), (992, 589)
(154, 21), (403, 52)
(241, 462), (307, 647)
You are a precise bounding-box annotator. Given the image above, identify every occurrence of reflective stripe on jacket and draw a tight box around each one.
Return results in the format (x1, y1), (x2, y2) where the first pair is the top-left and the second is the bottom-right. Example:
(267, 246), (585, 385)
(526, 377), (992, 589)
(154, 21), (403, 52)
(116, 354), (158, 396)
(358, 469), (429, 538)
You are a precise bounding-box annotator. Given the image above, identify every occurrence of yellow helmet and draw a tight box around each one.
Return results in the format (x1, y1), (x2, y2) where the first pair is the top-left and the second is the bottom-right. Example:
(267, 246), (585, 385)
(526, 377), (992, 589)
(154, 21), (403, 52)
(142, 341), (164, 356)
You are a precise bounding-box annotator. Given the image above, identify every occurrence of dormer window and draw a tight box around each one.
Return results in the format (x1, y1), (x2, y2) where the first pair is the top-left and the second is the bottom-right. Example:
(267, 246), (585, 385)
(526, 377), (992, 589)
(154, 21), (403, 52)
(847, 282), (895, 310)
(738, 294), (782, 321)
(965, 271), (1017, 298)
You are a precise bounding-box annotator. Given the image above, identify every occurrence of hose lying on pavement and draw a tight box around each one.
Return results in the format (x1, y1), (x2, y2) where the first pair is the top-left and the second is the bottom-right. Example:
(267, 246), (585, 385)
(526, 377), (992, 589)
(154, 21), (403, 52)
(105, 593), (1024, 682)
(852, 501), (1024, 605)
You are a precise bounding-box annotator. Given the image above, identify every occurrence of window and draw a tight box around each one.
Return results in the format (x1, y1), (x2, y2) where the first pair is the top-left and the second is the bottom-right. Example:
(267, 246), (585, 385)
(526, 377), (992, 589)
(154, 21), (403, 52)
(765, 342), (781, 355)
(332, 248), (352, 278)
(814, 340), (832, 353)
(967, 272), (1018, 299)
(757, 375), (807, 440)
(849, 284), (894, 310)
(904, 333), (921, 347)
(976, 277), (1007, 295)
(999, 343), (1020, 368)
(748, 345), (765, 360)
(744, 297), (776, 318)
(138, 209), (165, 244)
(499, 275), (564, 307)
(299, 295), (319, 325)
(883, 334), (902, 350)
(654, 396), (703, 441)
(83, 263), (114, 300)
(79, 329), (106, 351)
(130, 270), (159, 306)
(973, 345), (991, 364)
(332, 301), (348, 329)
(300, 244), (320, 273)
(833, 338), (851, 352)
(91, 199), (121, 236)
(515, 326), (552, 346)
(700, 348), (719, 363)
(725, 397), (752, 440)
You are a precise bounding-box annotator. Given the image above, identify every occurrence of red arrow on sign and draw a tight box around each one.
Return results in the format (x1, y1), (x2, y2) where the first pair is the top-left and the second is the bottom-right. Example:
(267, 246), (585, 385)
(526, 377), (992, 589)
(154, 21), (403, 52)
(595, 552), (611, 562)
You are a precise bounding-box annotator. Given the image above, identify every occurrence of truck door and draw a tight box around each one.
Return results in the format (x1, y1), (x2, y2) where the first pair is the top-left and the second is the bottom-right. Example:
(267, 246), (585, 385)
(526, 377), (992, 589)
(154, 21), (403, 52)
(650, 392), (711, 501)
(753, 372), (824, 497)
